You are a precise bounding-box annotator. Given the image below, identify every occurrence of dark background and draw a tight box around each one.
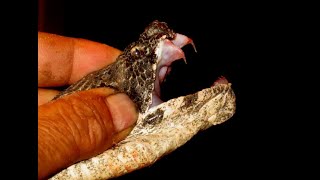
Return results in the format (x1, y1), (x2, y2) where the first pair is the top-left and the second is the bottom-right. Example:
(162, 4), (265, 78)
(38, 1), (310, 179)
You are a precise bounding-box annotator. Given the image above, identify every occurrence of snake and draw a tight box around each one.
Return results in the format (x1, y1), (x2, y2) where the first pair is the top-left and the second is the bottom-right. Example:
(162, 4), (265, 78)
(49, 20), (236, 180)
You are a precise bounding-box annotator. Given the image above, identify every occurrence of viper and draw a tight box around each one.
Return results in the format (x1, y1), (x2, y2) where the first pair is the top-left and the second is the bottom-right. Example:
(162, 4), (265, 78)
(50, 20), (236, 180)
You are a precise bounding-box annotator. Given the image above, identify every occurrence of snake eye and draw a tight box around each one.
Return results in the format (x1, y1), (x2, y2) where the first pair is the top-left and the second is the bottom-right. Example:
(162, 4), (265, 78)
(130, 46), (149, 59)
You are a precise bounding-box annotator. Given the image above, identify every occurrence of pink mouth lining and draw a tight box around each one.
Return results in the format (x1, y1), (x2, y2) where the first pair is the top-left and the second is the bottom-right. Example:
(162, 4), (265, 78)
(150, 33), (227, 108)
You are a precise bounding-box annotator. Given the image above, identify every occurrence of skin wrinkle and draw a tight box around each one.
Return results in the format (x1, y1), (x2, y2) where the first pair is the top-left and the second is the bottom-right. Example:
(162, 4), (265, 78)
(41, 95), (100, 178)
(56, 98), (82, 160)
(85, 96), (107, 150)
(70, 97), (91, 151)
(58, 91), (116, 160)
(75, 97), (102, 154)
(64, 94), (97, 158)
(56, 104), (81, 161)
(39, 122), (60, 162)
(39, 133), (55, 178)
(40, 110), (73, 152)
(84, 95), (116, 157)
(88, 97), (111, 152)
(71, 94), (102, 156)
(39, 107), (80, 178)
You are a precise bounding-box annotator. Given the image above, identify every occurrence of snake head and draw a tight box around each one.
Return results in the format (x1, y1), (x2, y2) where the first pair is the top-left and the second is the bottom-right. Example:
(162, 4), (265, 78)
(116, 20), (196, 113)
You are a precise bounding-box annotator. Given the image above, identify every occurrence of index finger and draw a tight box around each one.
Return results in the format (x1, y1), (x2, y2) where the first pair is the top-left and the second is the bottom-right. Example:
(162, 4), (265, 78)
(38, 32), (121, 87)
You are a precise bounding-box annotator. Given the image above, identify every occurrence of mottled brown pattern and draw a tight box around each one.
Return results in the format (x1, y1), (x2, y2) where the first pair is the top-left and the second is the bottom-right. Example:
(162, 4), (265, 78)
(50, 20), (236, 180)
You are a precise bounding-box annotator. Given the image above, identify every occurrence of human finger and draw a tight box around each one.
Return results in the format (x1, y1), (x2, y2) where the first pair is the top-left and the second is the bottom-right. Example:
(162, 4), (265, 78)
(38, 32), (121, 87)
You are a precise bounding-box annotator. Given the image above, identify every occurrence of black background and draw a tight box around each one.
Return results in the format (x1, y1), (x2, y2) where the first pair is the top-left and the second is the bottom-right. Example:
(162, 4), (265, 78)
(37, 1), (312, 179)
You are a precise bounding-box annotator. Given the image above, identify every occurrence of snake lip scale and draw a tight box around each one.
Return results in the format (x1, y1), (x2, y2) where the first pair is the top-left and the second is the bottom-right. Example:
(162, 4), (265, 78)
(50, 20), (236, 180)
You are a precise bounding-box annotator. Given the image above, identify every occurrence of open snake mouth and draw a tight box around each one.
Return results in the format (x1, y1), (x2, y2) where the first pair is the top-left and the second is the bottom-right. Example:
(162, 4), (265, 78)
(151, 33), (229, 108)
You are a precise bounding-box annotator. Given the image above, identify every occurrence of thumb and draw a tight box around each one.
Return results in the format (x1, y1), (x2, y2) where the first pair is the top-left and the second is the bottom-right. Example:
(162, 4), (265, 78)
(38, 88), (138, 179)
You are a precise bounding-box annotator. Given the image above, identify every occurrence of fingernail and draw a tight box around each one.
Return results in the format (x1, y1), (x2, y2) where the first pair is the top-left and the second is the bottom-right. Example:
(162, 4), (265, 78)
(105, 93), (138, 132)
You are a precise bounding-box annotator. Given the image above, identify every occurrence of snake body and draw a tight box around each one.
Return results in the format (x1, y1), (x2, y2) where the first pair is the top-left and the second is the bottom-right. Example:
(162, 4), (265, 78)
(50, 20), (236, 180)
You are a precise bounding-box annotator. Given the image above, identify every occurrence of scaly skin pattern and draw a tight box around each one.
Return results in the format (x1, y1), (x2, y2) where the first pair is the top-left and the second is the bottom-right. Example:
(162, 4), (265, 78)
(50, 20), (236, 180)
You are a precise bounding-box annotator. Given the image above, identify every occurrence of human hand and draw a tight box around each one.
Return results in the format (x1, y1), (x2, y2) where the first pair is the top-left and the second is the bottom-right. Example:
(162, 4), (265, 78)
(38, 32), (138, 179)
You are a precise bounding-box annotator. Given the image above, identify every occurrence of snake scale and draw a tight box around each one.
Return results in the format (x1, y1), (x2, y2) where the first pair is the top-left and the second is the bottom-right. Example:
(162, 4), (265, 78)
(49, 20), (236, 180)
